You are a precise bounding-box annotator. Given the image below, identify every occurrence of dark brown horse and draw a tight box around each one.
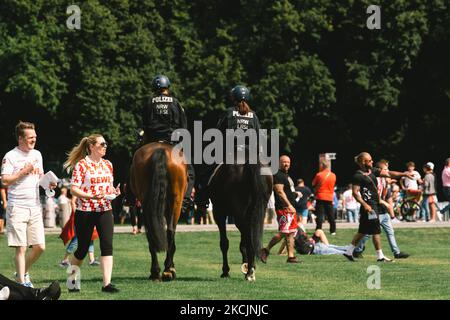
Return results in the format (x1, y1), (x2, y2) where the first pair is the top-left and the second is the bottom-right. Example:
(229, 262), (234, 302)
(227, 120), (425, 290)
(209, 161), (273, 281)
(130, 142), (187, 281)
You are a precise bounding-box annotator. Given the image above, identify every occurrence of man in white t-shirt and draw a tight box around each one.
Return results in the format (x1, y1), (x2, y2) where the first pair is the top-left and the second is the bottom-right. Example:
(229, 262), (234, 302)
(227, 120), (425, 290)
(400, 161), (422, 194)
(1, 121), (56, 287)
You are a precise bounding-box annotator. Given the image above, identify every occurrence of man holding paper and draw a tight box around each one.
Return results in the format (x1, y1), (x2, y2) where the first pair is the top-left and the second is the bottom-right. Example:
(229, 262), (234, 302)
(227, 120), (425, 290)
(1, 121), (56, 287)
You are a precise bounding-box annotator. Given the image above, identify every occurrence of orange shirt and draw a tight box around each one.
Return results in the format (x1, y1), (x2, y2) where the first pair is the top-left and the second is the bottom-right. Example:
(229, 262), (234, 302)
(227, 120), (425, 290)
(312, 169), (336, 202)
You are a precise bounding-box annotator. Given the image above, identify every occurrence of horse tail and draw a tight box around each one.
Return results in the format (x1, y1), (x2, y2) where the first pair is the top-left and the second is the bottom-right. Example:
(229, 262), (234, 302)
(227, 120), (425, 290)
(143, 148), (168, 252)
(245, 161), (266, 258)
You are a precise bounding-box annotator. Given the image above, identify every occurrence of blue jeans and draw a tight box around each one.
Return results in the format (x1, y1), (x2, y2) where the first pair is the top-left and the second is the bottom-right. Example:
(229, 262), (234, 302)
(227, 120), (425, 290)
(420, 196), (431, 221)
(354, 213), (400, 255)
(300, 208), (309, 219)
(313, 243), (349, 255)
(346, 209), (359, 223)
(66, 236), (94, 254)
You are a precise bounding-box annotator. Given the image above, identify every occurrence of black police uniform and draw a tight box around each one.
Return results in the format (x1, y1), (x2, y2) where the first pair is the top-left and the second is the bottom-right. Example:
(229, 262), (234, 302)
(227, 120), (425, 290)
(142, 93), (187, 143)
(195, 107), (261, 208)
(142, 92), (194, 212)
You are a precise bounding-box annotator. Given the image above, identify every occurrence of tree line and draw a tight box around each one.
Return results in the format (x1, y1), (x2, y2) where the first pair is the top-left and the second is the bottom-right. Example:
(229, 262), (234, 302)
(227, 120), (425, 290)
(1, 0), (448, 185)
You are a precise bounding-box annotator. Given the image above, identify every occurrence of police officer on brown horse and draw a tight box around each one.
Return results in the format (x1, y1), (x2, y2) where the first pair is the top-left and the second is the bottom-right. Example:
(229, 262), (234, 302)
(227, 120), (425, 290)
(142, 75), (195, 213)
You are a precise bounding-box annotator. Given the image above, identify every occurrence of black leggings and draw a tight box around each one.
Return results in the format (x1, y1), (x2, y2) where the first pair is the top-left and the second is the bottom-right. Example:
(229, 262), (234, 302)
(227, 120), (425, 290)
(315, 200), (336, 234)
(130, 205), (143, 229)
(74, 210), (114, 260)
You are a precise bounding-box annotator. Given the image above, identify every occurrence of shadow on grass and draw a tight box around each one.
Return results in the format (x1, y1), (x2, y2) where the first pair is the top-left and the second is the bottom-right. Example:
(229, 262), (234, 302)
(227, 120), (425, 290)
(39, 275), (219, 284)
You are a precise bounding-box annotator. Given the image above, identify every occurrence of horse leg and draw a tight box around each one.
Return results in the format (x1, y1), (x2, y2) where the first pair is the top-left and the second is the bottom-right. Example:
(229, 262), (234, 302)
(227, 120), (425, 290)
(243, 227), (256, 282)
(149, 247), (161, 281)
(145, 231), (161, 281)
(217, 215), (230, 278)
(162, 230), (176, 282)
(239, 228), (249, 275)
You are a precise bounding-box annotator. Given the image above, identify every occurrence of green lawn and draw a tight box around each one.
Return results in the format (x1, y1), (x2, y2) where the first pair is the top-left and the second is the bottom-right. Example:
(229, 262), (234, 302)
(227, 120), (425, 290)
(1, 227), (449, 300)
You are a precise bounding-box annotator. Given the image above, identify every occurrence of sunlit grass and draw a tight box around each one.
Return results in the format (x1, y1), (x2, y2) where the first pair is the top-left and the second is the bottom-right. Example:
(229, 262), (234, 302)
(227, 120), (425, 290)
(1, 227), (449, 300)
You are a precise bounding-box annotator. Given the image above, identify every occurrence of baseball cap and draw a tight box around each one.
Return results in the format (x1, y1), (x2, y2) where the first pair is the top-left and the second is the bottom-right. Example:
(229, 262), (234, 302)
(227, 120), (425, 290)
(426, 162), (434, 170)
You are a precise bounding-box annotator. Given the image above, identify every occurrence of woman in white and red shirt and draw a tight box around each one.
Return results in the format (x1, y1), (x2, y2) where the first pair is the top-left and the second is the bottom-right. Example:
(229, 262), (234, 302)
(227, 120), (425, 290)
(63, 134), (120, 293)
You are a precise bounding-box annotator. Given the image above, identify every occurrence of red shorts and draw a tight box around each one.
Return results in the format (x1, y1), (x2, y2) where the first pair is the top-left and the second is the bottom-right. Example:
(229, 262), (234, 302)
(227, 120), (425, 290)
(276, 209), (298, 234)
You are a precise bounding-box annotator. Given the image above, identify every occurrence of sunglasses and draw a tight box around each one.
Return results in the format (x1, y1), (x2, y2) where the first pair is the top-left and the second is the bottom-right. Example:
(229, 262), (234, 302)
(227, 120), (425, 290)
(99, 142), (108, 147)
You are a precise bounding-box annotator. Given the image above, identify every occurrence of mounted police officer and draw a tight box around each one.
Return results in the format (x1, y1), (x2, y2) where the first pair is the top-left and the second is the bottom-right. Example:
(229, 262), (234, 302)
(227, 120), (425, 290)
(195, 85), (262, 212)
(141, 75), (195, 213)
(142, 75), (187, 144)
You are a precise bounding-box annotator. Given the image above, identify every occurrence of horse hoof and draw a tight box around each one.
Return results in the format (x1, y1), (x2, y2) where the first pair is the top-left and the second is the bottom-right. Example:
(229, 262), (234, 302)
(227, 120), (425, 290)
(246, 274), (256, 282)
(220, 273), (230, 278)
(169, 268), (177, 279)
(245, 268), (256, 282)
(240, 263), (248, 274)
(149, 274), (161, 282)
(162, 271), (174, 282)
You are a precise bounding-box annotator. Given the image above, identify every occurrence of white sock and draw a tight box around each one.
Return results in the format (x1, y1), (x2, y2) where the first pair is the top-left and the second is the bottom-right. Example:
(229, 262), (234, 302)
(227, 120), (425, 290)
(376, 250), (384, 260)
(346, 244), (355, 255)
(0, 287), (10, 300)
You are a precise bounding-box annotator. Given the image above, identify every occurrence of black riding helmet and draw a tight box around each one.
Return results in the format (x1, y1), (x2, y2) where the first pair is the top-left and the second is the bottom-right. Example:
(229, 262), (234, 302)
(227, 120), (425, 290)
(152, 75), (170, 92)
(230, 85), (250, 103)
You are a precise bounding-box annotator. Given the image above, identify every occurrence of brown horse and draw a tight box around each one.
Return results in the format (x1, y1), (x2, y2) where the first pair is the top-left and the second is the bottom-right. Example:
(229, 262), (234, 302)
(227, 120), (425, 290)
(130, 142), (187, 281)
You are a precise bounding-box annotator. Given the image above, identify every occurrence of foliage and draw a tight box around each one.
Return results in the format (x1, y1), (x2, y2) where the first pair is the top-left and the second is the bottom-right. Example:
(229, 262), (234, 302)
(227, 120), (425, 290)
(0, 0), (448, 179)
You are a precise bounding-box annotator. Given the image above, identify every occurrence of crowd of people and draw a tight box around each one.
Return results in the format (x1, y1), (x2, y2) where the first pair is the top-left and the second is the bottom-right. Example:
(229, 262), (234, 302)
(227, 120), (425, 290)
(1, 74), (449, 299)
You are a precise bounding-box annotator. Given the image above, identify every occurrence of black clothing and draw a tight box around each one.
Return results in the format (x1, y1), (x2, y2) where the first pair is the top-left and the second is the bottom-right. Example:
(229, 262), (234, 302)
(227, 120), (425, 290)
(195, 107), (261, 208)
(130, 204), (143, 230)
(74, 210), (114, 260)
(315, 199), (336, 234)
(352, 168), (382, 213)
(0, 274), (60, 300)
(217, 108), (261, 153)
(142, 92), (194, 210)
(295, 186), (312, 211)
(353, 168), (382, 235)
(217, 107), (261, 133)
(273, 170), (297, 211)
(294, 231), (314, 255)
(142, 93), (187, 144)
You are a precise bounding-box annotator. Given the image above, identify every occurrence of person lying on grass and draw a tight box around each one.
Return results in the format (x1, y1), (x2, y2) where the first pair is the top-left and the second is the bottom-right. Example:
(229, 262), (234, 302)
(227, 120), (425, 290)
(295, 229), (350, 258)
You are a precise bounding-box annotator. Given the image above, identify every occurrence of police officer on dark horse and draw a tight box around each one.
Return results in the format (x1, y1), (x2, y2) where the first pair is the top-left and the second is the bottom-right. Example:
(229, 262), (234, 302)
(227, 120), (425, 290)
(130, 75), (193, 281)
(205, 85), (273, 281)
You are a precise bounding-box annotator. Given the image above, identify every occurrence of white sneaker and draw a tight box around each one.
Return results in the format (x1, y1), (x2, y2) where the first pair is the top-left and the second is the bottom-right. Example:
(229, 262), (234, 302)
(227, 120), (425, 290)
(377, 257), (394, 262)
(0, 287), (10, 300)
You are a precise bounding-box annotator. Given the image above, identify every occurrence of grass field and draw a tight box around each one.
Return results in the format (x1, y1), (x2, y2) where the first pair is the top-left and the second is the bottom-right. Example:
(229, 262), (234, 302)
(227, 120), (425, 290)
(1, 227), (449, 300)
